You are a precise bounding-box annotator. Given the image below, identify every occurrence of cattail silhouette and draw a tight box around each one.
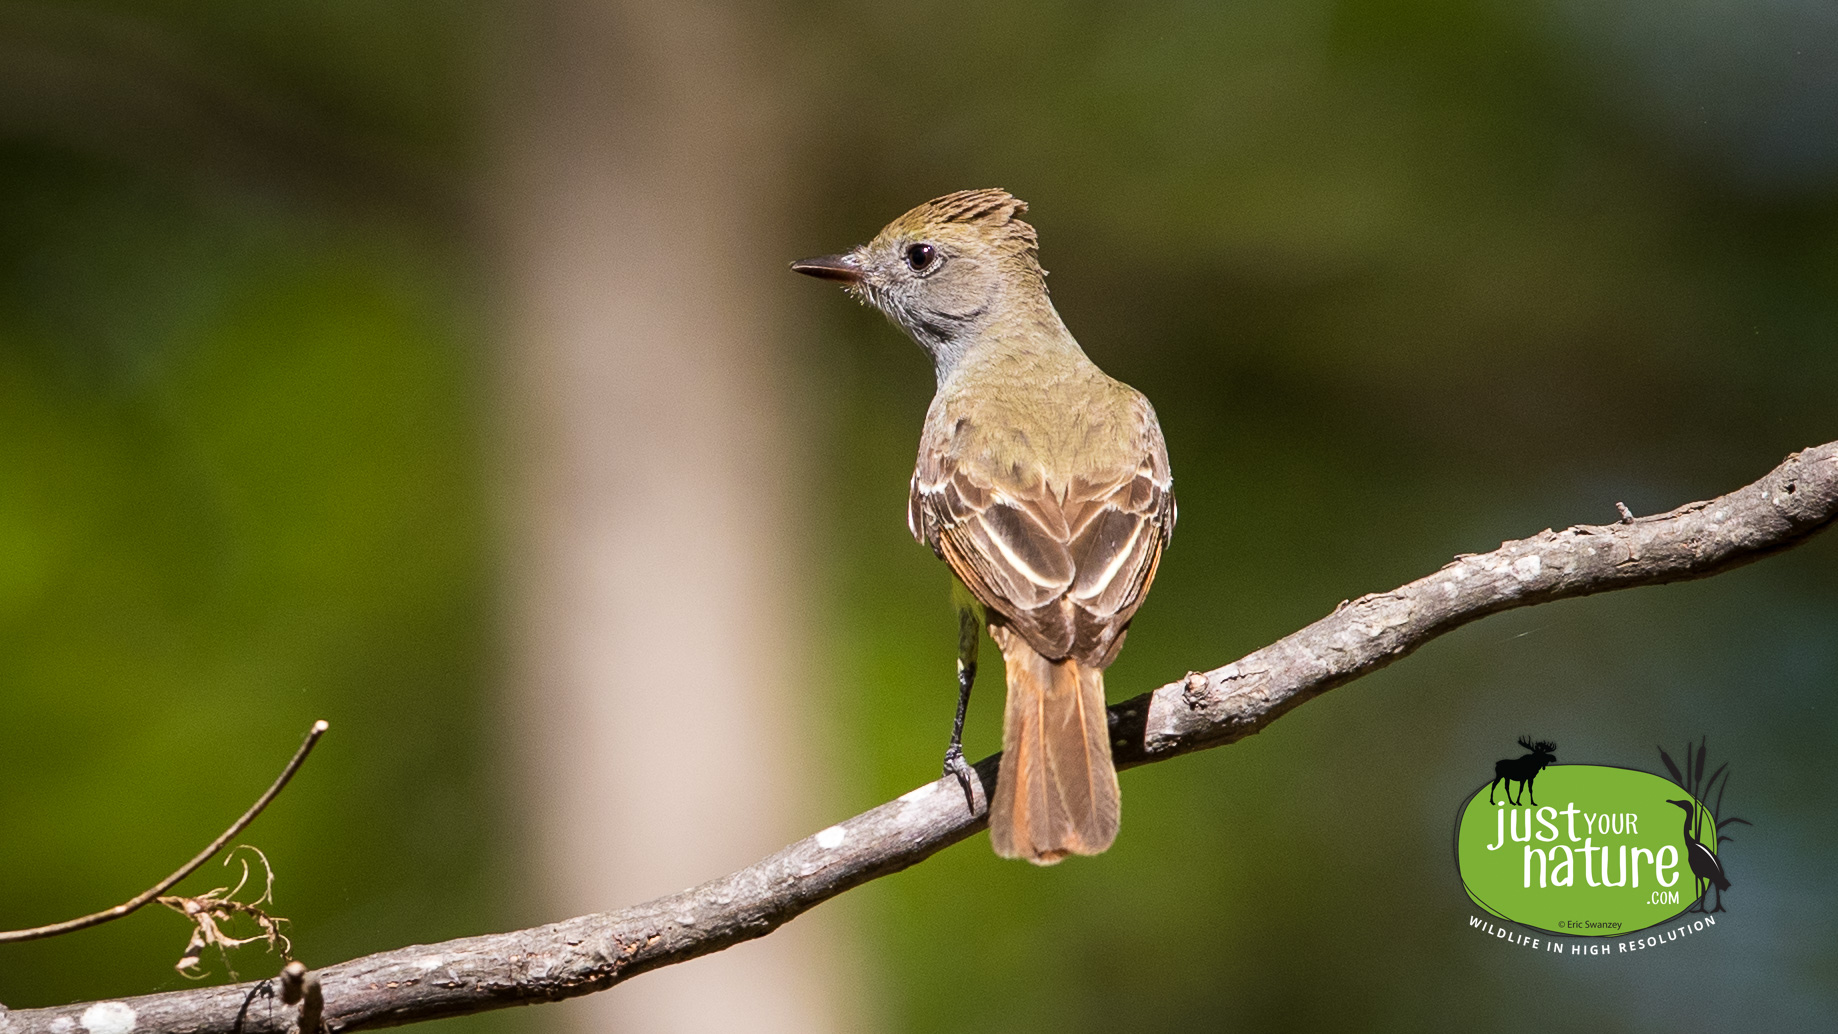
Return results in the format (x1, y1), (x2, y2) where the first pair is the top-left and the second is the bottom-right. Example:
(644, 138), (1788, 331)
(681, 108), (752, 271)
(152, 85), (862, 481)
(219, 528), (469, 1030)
(1658, 738), (1750, 913)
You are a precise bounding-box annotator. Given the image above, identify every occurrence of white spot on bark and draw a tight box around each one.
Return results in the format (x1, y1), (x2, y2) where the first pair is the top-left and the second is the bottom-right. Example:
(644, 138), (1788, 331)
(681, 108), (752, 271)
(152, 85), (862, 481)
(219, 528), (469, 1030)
(1511, 555), (1541, 581)
(50, 1019), (76, 1034)
(80, 1002), (136, 1034)
(898, 783), (935, 803)
(816, 825), (847, 849)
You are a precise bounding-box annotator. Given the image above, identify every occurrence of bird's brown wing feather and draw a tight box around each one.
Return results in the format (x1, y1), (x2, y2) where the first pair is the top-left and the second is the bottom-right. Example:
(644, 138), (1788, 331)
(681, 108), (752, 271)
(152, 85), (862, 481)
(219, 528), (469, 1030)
(910, 407), (1174, 668)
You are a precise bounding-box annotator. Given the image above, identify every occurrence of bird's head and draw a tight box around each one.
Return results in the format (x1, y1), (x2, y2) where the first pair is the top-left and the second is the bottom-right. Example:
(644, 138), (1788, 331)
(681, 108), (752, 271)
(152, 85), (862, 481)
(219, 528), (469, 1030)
(1666, 799), (1694, 813)
(792, 189), (1051, 370)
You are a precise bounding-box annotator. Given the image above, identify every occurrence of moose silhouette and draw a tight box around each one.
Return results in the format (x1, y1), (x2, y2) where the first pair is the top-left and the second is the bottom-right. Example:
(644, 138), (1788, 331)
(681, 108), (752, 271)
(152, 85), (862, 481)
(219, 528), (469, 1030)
(1488, 737), (1557, 806)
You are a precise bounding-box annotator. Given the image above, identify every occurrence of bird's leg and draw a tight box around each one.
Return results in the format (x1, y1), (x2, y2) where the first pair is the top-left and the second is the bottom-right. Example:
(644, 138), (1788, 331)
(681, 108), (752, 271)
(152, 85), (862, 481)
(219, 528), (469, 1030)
(942, 600), (980, 812)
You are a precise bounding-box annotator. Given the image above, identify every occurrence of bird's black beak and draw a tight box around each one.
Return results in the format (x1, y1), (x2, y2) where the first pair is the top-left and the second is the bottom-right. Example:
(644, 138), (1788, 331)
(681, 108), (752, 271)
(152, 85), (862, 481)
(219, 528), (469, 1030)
(790, 253), (863, 284)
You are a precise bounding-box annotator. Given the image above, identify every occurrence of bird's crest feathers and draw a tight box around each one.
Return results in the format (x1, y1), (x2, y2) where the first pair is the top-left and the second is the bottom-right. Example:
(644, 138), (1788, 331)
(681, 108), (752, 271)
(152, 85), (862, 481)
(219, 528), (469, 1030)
(877, 188), (1042, 270)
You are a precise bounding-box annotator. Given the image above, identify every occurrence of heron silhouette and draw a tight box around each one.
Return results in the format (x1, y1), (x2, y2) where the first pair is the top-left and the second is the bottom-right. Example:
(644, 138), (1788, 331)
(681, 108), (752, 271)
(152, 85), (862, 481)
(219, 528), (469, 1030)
(1658, 737), (1749, 914)
(1667, 798), (1730, 913)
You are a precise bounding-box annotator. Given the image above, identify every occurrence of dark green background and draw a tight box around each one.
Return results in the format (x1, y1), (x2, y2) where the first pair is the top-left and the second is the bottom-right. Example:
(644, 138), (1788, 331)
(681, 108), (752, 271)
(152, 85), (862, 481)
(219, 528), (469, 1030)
(3, 1), (1834, 1030)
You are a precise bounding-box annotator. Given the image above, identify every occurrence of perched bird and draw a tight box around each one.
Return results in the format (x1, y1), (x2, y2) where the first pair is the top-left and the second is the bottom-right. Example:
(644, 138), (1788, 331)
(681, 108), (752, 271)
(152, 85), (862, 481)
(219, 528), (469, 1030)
(793, 190), (1175, 864)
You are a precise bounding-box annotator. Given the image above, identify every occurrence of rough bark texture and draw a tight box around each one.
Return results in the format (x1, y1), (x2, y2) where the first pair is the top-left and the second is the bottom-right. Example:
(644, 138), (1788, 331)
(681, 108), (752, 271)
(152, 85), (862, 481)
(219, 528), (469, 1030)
(4, 441), (1834, 1034)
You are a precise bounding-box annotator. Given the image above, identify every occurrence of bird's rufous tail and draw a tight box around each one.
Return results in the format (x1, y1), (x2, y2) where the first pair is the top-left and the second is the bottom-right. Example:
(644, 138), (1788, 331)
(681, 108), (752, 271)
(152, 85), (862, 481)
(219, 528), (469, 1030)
(989, 627), (1120, 864)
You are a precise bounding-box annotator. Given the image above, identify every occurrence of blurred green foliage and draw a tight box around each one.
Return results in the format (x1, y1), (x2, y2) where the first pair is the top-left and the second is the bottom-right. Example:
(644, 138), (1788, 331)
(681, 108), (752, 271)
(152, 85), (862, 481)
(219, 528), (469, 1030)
(0, 0), (506, 1021)
(4, 0), (1836, 1031)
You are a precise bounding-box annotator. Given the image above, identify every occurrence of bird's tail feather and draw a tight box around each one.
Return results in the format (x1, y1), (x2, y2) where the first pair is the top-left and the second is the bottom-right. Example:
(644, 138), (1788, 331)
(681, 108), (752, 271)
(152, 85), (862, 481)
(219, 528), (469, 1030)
(989, 628), (1120, 864)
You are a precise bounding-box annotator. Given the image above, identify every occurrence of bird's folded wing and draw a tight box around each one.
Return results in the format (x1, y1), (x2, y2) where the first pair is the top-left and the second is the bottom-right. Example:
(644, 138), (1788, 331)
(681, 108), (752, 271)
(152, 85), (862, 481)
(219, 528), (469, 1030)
(911, 446), (1173, 666)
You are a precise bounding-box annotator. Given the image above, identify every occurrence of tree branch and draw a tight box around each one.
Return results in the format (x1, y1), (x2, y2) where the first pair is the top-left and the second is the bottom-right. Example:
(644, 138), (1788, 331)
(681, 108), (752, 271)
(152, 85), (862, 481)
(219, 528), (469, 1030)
(4, 443), (1834, 1034)
(0, 720), (329, 944)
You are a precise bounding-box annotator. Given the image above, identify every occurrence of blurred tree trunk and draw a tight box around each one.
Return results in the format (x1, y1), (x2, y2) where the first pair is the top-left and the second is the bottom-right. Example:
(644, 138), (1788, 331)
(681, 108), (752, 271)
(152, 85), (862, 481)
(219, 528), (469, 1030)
(494, 2), (849, 1031)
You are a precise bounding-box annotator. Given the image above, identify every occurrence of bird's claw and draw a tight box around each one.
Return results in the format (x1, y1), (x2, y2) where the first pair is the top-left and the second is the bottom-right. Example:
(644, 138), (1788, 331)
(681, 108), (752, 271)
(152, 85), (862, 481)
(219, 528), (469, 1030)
(942, 746), (977, 813)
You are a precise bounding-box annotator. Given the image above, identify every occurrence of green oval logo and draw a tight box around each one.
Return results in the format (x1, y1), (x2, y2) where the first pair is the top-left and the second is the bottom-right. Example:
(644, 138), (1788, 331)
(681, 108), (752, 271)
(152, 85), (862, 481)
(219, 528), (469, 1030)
(1456, 765), (1720, 936)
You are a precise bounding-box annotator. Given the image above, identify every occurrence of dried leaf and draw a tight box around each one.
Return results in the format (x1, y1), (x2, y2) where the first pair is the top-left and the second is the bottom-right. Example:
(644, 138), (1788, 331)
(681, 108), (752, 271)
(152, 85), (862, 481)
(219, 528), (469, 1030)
(157, 845), (291, 979)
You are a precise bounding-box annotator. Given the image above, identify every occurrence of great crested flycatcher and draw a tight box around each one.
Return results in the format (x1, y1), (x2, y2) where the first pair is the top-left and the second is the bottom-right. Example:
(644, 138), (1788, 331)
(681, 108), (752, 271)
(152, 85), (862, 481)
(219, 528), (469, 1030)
(793, 189), (1175, 864)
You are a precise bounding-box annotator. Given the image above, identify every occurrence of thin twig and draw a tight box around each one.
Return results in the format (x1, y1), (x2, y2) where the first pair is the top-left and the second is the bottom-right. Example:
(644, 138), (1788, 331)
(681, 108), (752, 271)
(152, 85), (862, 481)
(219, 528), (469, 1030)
(279, 961), (323, 1034)
(3, 441), (1836, 1033)
(0, 721), (329, 944)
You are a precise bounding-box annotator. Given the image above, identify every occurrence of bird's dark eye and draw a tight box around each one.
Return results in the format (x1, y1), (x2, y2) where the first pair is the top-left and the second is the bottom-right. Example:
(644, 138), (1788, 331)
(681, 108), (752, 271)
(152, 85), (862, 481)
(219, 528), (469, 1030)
(904, 242), (937, 272)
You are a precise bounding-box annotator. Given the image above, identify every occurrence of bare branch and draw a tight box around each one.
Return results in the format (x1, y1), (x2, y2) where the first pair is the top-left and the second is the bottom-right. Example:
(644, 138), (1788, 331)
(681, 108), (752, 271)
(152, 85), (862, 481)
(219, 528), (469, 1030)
(0, 721), (329, 945)
(3, 442), (1834, 1034)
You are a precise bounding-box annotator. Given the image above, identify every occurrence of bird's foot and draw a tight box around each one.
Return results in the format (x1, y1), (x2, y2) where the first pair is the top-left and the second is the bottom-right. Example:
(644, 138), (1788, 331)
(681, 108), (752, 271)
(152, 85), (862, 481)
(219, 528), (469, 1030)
(942, 745), (977, 813)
